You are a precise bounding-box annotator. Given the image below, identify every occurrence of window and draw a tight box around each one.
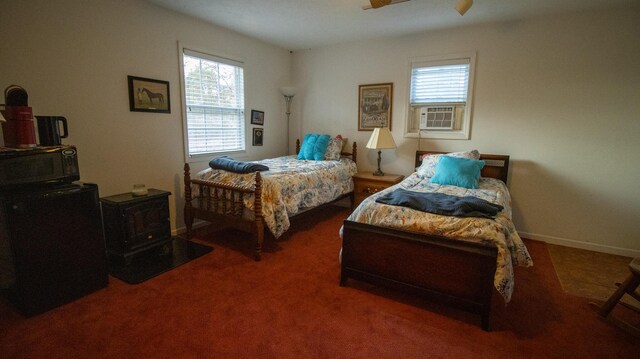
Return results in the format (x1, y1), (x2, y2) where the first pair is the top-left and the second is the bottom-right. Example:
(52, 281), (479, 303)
(181, 48), (245, 158)
(405, 53), (475, 140)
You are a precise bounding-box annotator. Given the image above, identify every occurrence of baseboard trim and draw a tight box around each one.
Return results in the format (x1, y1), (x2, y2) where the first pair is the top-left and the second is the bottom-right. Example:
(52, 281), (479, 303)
(169, 222), (640, 258)
(171, 220), (209, 237)
(519, 231), (640, 258)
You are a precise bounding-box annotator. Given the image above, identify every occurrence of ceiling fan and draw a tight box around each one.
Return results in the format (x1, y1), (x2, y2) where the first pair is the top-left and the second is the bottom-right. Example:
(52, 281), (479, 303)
(363, 0), (474, 15)
(363, 0), (410, 10)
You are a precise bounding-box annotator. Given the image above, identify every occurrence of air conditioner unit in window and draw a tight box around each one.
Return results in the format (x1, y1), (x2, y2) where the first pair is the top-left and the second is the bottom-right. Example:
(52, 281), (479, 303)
(419, 106), (454, 130)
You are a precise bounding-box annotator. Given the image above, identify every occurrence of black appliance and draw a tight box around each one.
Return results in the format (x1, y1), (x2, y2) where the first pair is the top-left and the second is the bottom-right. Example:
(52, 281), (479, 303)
(35, 116), (68, 146)
(0, 145), (79, 188)
(0, 146), (108, 317)
(100, 189), (172, 265)
(0, 183), (108, 316)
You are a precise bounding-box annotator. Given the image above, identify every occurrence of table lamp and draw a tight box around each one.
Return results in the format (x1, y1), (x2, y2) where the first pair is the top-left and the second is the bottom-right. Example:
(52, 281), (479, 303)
(366, 127), (396, 176)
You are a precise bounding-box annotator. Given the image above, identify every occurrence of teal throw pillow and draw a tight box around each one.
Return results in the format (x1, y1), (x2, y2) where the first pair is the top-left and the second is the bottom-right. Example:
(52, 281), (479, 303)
(298, 134), (318, 160)
(430, 155), (485, 189)
(312, 134), (331, 161)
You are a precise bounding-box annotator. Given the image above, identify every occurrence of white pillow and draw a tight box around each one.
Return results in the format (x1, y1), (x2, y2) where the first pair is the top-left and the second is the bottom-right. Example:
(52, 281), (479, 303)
(324, 137), (343, 160)
(416, 150), (480, 178)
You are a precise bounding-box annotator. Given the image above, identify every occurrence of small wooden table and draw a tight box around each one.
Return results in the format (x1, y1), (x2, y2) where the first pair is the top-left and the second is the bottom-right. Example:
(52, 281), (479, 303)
(353, 172), (404, 207)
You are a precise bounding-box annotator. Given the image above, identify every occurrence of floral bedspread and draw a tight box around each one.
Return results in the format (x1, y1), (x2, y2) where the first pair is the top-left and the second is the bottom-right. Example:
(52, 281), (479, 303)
(344, 173), (533, 302)
(193, 156), (357, 238)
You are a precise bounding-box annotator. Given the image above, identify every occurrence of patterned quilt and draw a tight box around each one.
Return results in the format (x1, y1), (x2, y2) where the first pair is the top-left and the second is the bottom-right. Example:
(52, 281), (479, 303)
(345, 173), (533, 302)
(193, 155), (357, 238)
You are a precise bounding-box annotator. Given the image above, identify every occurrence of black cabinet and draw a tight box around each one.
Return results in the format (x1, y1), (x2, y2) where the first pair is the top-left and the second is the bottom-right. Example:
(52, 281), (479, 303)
(100, 189), (171, 264)
(0, 183), (108, 317)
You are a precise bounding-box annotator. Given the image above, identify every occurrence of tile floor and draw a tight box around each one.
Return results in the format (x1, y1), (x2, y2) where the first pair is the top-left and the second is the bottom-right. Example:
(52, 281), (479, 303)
(547, 244), (638, 309)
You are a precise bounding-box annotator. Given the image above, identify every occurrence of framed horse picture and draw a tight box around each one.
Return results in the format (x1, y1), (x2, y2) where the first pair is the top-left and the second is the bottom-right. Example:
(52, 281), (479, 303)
(128, 75), (171, 113)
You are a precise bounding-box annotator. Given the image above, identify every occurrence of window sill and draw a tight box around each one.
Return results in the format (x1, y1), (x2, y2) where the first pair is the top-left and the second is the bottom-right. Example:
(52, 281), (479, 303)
(404, 130), (470, 140)
(187, 149), (247, 163)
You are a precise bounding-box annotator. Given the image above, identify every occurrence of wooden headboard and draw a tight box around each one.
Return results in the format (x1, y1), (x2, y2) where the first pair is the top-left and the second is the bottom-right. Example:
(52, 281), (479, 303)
(415, 151), (510, 184)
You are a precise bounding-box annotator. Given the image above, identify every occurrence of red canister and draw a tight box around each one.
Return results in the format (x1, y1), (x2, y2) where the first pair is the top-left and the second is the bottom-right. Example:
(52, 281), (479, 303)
(1, 105), (37, 148)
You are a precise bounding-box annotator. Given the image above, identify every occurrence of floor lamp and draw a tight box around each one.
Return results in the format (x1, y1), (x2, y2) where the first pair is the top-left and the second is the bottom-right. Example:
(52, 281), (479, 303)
(280, 87), (296, 153)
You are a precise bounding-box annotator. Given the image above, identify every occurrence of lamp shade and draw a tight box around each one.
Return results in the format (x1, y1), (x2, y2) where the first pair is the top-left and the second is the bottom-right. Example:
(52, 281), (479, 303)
(366, 127), (396, 150)
(455, 0), (473, 16)
(279, 86), (296, 97)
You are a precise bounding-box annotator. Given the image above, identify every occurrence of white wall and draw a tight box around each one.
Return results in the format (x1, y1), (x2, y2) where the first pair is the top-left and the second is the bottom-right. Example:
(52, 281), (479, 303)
(0, 0), (291, 232)
(292, 7), (640, 256)
(2, 2), (638, 256)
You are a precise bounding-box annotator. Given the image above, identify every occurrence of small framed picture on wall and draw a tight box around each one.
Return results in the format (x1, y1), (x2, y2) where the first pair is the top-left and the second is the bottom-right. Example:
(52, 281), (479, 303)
(252, 128), (264, 146)
(358, 82), (393, 130)
(251, 110), (264, 125)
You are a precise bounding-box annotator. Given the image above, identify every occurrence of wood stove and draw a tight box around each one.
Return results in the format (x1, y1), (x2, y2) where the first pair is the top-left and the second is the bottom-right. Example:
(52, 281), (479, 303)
(100, 189), (172, 265)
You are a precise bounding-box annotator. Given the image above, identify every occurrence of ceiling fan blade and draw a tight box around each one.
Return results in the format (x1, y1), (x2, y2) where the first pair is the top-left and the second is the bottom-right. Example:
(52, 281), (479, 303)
(370, 0), (392, 9)
(455, 0), (473, 16)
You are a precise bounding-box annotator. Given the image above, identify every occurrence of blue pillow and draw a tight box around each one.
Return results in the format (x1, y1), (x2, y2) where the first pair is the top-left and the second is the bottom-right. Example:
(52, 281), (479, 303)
(312, 134), (331, 160)
(429, 155), (485, 189)
(298, 134), (318, 160)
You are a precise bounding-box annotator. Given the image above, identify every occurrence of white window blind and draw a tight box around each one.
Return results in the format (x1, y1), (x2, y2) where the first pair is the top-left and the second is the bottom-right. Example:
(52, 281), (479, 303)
(410, 62), (470, 105)
(182, 49), (245, 156)
(405, 53), (475, 140)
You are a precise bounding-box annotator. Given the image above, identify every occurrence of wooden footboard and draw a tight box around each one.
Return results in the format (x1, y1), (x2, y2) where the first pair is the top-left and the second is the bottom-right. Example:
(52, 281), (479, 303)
(341, 220), (498, 330)
(184, 164), (265, 260)
(183, 139), (358, 261)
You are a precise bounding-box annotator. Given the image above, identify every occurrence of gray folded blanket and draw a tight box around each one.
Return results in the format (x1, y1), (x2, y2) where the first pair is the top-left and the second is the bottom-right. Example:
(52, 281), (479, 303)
(209, 156), (269, 173)
(375, 189), (503, 218)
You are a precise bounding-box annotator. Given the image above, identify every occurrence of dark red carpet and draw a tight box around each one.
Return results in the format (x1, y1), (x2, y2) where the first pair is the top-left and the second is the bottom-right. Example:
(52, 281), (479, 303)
(1, 206), (638, 358)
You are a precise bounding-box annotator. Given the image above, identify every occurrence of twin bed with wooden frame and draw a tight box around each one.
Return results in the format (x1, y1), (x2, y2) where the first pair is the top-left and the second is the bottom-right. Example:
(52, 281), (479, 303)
(183, 139), (357, 261)
(183, 144), (530, 330)
(340, 150), (532, 330)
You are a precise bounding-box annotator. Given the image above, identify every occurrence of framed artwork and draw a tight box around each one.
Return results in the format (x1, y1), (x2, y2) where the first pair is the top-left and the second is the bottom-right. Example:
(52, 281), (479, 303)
(128, 75), (171, 113)
(252, 128), (264, 146)
(250, 110), (264, 125)
(358, 82), (393, 131)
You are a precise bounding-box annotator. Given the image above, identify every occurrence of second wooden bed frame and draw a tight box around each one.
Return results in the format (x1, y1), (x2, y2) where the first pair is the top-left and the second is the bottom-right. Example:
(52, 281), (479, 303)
(184, 140), (357, 261)
(340, 151), (510, 330)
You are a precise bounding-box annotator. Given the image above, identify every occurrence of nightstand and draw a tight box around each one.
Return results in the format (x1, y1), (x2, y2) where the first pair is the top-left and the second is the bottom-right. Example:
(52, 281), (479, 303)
(100, 189), (172, 264)
(353, 172), (404, 207)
